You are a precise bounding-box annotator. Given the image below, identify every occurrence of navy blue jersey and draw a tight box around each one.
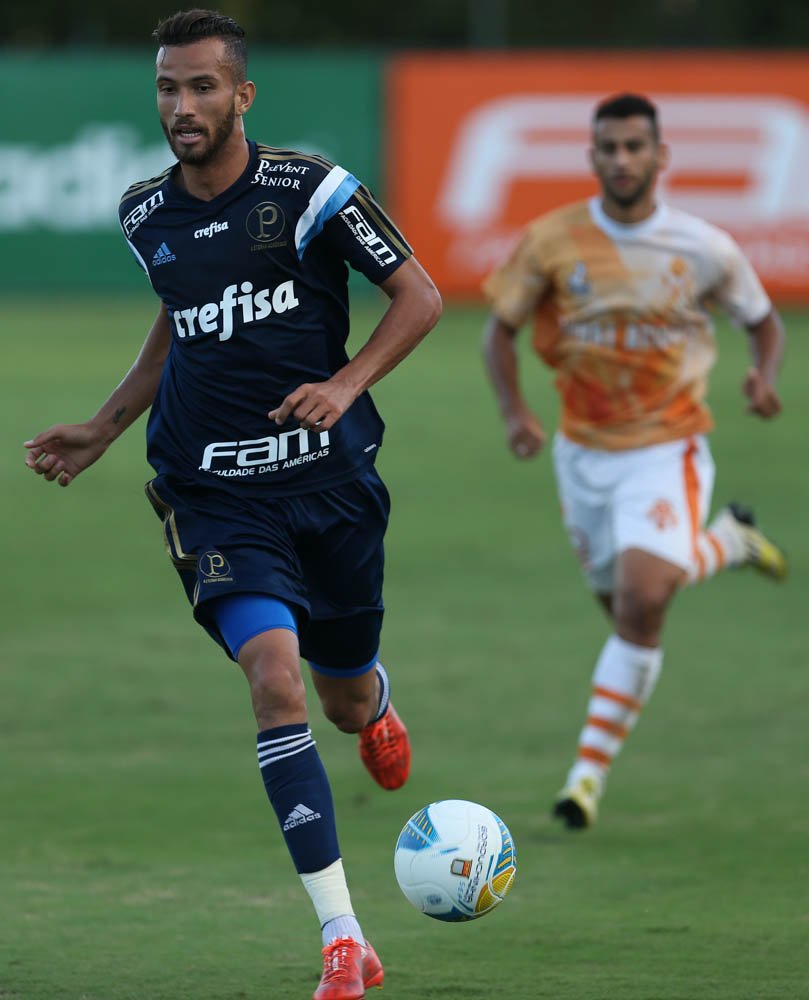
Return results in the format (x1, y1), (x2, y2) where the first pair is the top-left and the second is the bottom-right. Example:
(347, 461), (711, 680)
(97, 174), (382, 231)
(118, 141), (412, 495)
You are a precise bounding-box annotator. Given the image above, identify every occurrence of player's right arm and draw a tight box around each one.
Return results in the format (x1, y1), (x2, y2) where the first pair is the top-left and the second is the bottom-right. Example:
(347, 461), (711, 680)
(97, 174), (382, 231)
(24, 305), (171, 487)
(482, 314), (546, 460)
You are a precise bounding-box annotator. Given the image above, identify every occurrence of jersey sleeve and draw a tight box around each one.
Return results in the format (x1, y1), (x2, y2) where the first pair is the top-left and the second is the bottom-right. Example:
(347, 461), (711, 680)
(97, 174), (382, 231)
(482, 223), (550, 328)
(711, 229), (772, 327)
(319, 183), (412, 283)
(118, 172), (171, 282)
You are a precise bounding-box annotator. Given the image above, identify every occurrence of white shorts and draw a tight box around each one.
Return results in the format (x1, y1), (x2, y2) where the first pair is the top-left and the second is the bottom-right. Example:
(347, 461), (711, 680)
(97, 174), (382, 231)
(552, 433), (716, 593)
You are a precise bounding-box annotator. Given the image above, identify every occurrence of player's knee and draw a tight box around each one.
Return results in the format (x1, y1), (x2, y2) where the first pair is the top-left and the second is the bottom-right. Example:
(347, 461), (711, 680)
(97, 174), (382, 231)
(321, 692), (375, 734)
(244, 657), (307, 724)
(614, 581), (673, 635)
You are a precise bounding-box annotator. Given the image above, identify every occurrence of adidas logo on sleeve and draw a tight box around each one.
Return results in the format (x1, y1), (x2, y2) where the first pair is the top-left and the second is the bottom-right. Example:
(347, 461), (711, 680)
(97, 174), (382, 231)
(152, 242), (176, 266)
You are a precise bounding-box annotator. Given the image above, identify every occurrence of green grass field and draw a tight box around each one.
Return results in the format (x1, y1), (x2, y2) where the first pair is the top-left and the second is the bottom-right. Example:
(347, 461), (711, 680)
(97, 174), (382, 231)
(2, 296), (808, 1000)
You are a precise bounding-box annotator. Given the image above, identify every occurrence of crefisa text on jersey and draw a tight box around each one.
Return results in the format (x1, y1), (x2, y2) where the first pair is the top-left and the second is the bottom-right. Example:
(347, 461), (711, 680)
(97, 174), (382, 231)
(194, 221), (229, 239)
(172, 280), (299, 341)
(252, 159), (309, 189)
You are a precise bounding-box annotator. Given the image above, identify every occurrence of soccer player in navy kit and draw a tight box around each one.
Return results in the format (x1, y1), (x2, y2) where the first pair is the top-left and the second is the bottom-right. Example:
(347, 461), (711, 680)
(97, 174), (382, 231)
(24, 10), (442, 999)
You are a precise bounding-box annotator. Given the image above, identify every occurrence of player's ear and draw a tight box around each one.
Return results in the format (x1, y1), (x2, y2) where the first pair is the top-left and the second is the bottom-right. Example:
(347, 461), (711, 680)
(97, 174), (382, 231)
(657, 142), (671, 172)
(236, 80), (256, 116)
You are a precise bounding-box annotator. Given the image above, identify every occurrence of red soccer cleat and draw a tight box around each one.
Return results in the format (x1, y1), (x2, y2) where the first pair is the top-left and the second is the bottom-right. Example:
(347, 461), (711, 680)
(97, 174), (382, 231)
(358, 703), (411, 790)
(313, 937), (384, 1000)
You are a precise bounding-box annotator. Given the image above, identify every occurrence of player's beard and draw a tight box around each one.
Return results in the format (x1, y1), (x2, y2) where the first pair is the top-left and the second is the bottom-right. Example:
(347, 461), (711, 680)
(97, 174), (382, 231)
(604, 169), (655, 209)
(163, 105), (237, 166)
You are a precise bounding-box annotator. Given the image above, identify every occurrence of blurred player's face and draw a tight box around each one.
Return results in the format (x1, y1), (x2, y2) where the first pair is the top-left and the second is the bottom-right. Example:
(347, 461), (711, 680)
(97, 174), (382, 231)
(590, 116), (668, 219)
(156, 38), (252, 167)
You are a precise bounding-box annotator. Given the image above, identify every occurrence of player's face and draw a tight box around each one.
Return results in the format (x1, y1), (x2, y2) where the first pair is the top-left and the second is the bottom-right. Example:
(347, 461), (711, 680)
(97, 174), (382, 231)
(156, 38), (247, 167)
(590, 116), (667, 213)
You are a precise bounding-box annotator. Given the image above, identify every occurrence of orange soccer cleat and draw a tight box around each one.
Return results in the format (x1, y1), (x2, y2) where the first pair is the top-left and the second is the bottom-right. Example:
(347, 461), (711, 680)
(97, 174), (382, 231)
(313, 937), (384, 1000)
(358, 703), (411, 790)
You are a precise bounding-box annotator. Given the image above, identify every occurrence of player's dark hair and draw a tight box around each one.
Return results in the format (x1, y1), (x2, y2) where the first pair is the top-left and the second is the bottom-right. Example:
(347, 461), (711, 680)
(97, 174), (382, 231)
(153, 9), (247, 83)
(594, 93), (659, 141)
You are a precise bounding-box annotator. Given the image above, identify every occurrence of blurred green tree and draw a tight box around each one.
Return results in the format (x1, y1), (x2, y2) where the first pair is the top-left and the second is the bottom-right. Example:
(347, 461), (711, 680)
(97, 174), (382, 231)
(3, 0), (808, 47)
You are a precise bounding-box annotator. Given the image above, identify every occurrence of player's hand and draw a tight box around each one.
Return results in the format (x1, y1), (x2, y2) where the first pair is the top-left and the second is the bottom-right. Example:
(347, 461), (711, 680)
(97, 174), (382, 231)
(23, 423), (109, 487)
(268, 379), (357, 431)
(506, 409), (546, 460)
(742, 367), (782, 419)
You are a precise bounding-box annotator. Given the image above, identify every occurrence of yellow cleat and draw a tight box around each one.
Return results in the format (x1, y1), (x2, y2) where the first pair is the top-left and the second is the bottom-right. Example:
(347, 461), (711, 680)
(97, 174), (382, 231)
(552, 775), (601, 830)
(727, 503), (788, 582)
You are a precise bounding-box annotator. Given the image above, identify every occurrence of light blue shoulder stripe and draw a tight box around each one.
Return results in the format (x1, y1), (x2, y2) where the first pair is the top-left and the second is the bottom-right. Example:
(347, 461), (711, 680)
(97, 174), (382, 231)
(295, 166), (360, 260)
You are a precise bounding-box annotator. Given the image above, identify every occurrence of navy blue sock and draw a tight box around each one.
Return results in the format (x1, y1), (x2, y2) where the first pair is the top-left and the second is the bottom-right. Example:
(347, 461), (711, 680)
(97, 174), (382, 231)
(256, 723), (340, 874)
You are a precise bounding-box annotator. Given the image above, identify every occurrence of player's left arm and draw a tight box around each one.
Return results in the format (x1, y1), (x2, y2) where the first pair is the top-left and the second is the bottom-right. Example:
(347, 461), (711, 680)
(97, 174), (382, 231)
(334, 255), (442, 393)
(714, 230), (784, 420)
(269, 263), (442, 431)
(742, 309), (784, 419)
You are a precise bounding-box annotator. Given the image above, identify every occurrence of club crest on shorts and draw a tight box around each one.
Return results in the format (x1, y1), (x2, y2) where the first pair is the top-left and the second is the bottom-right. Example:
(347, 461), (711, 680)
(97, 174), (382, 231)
(647, 499), (678, 531)
(200, 550), (233, 582)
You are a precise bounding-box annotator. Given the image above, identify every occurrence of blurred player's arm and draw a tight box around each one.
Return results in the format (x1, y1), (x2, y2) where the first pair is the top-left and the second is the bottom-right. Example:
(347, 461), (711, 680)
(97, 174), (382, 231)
(269, 256), (442, 431)
(24, 305), (171, 487)
(743, 309), (784, 419)
(482, 313), (546, 460)
(716, 233), (784, 421)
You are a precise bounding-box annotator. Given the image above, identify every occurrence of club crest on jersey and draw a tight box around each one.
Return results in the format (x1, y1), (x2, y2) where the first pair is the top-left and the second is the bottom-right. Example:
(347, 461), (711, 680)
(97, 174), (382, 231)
(662, 256), (694, 311)
(566, 262), (591, 297)
(246, 201), (286, 250)
(172, 279), (299, 341)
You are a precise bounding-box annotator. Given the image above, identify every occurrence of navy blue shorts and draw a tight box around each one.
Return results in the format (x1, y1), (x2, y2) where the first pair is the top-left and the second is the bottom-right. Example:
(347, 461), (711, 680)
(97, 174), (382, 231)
(144, 467), (390, 670)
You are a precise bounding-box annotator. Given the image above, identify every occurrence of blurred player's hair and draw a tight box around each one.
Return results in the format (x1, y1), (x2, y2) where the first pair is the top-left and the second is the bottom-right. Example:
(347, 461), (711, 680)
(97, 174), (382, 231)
(153, 9), (247, 83)
(593, 93), (659, 141)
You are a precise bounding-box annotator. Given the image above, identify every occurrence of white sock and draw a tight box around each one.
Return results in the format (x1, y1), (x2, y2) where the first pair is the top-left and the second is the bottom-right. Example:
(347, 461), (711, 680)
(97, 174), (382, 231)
(567, 634), (663, 789)
(299, 859), (364, 945)
(321, 915), (364, 947)
(690, 508), (746, 582)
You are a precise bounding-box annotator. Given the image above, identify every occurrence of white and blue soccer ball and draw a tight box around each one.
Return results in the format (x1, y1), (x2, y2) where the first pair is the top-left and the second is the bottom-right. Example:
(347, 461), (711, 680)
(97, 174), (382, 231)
(393, 799), (517, 921)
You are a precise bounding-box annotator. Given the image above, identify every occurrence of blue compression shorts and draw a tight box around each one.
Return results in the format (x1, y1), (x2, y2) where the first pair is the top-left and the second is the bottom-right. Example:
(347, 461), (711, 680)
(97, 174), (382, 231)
(210, 593), (297, 661)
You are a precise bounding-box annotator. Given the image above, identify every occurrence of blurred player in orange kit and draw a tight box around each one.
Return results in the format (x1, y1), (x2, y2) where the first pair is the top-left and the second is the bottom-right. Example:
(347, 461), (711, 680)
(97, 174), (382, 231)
(482, 93), (787, 829)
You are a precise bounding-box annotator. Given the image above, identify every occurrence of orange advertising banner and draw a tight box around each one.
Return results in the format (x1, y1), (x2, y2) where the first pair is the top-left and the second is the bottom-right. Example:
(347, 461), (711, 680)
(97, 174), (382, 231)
(387, 52), (809, 301)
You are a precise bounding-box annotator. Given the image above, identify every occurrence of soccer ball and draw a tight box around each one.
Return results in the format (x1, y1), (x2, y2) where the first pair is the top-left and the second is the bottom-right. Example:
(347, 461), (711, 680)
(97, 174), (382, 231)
(393, 799), (517, 921)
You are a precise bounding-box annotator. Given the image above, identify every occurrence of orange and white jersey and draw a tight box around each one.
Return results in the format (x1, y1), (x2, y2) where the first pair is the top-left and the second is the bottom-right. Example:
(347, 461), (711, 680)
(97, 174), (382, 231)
(483, 198), (771, 450)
